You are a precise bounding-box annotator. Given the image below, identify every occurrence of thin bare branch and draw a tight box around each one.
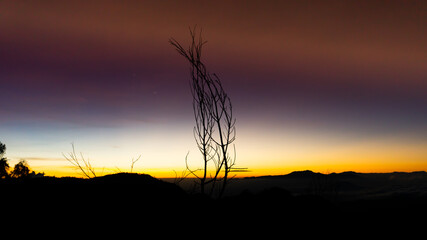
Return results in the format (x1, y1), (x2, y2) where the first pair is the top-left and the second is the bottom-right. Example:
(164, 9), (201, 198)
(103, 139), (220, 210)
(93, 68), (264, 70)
(130, 155), (141, 173)
(63, 143), (96, 179)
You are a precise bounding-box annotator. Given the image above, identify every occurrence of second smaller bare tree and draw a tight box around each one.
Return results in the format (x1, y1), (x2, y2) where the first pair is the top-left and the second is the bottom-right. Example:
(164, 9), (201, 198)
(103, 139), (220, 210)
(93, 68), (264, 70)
(63, 143), (97, 179)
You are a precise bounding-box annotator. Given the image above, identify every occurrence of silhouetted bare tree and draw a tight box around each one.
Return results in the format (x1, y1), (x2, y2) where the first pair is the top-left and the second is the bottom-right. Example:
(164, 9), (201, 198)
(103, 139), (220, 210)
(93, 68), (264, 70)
(170, 27), (236, 197)
(63, 143), (97, 178)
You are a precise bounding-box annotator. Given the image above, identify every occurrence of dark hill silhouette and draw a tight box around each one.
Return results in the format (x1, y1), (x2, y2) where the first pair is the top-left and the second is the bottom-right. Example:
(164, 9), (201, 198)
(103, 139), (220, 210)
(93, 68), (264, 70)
(332, 171), (361, 179)
(245, 170), (319, 179)
(89, 173), (186, 197)
(286, 170), (320, 178)
(1, 173), (189, 219)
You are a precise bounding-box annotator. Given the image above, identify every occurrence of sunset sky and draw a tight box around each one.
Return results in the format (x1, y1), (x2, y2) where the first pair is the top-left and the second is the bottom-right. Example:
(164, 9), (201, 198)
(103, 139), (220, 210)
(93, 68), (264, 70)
(1, 0), (426, 177)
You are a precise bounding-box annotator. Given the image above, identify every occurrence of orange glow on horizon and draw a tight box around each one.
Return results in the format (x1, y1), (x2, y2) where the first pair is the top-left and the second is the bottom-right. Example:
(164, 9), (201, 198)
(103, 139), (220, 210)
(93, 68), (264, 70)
(33, 160), (427, 179)
(10, 128), (427, 179)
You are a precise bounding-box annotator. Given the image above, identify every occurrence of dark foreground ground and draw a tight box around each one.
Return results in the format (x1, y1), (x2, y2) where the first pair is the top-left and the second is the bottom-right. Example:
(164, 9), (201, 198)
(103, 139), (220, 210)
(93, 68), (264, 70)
(2, 171), (427, 231)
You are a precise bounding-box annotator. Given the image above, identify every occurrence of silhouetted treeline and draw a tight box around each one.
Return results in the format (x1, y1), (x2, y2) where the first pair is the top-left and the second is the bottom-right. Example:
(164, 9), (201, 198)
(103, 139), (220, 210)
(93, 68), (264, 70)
(0, 141), (44, 179)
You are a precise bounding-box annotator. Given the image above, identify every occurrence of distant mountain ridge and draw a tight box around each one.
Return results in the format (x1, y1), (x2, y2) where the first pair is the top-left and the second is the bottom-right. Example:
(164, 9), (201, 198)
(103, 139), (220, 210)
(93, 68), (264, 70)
(231, 170), (427, 201)
(245, 170), (427, 179)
